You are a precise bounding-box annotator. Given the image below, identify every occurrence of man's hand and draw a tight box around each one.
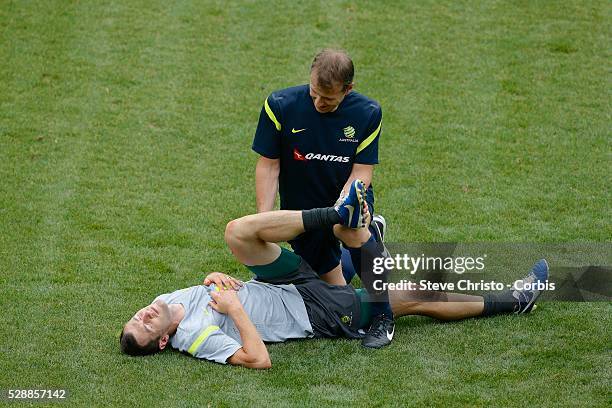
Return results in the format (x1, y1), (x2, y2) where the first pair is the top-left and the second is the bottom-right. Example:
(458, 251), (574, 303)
(203, 272), (243, 290)
(362, 197), (371, 227)
(209, 290), (242, 315)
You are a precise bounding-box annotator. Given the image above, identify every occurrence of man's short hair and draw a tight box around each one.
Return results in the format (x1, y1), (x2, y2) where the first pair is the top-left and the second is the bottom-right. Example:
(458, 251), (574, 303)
(119, 328), (161, 356)
(310, 48), (354, 91)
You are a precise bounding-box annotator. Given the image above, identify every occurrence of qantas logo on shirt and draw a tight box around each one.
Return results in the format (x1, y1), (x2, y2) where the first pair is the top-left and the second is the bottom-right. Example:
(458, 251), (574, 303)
(293, 148), (350, 163)
(293, 148), (306, 161)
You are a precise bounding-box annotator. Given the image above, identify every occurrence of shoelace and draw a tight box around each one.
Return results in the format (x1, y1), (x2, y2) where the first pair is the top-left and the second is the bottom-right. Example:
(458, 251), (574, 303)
(512, 289), (532, 313)
(368, 316), (389, 336)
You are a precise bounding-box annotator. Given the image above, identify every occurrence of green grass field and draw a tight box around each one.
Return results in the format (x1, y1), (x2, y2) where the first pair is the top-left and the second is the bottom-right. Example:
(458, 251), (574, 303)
(1, 0), (610, 406)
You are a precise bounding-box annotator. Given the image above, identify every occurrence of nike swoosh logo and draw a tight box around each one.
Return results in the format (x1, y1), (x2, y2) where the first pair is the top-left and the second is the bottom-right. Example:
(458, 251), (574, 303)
(346, 204), (354, 224)
(291, 128), (306, 133)
(386, 326), (395, 341)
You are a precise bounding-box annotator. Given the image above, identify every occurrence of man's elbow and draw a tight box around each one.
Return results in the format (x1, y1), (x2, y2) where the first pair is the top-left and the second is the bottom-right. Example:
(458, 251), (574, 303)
(256, 156), (280, 173)
(246, 350), (272, 369)
(229, 349), (272, 369)
(241, 354), (271, 369)
(253, 356), (272, 369)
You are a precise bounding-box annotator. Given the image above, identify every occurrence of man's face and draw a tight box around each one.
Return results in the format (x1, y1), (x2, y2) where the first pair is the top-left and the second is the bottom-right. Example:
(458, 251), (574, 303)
(123, 299), (172, 349)
(309, 70), (352, 113)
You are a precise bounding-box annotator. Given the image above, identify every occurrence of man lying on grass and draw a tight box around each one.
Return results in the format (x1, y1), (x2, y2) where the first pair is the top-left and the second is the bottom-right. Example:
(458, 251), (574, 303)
(119, 180), (549, 369)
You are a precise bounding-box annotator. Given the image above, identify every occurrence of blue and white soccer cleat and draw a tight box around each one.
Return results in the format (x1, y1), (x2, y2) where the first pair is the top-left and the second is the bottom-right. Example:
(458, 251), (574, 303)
(512, 259), (549, 314)
(335, 179), (366, 228)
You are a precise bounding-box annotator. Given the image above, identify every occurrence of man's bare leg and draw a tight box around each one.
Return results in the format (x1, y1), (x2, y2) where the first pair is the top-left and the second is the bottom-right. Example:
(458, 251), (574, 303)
(389, 289), (484, 321)
(226, 191), (362, 269)
(225, 210), (305, 266)
(387, 259), (550, 320)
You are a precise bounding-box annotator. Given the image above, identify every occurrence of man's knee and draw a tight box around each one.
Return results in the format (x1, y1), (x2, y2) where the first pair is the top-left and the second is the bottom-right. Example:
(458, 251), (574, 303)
(225, 218), (250, 250)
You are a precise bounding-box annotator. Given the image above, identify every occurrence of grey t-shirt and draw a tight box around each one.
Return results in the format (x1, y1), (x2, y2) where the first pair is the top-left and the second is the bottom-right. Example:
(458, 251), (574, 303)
(155, 281), (313, 364)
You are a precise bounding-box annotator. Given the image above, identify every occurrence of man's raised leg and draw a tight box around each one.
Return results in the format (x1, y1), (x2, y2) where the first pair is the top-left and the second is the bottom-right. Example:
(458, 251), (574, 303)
(225, 205), (350, 280)
(225, 210), (305, 267)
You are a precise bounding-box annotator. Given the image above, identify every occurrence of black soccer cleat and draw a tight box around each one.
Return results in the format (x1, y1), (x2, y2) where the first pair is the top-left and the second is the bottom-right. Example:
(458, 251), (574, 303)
(362, 314), (395, 349)
(371, 214), (387, 242)
(370, 214), (391, 258)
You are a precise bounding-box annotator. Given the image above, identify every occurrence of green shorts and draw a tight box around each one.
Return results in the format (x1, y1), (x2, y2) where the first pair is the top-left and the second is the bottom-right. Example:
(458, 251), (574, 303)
(246, 247), (302, 281)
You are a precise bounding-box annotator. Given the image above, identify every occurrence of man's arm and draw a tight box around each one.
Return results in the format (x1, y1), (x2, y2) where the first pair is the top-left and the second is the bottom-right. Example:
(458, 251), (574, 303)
(255, 156), (280, 213)
(340, 163), (374, 195)
(209, 290), (271, 369)
(340, 104), (382, 195)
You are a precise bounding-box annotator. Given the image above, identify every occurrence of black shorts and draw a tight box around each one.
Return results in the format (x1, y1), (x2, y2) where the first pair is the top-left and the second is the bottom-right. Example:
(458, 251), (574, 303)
(252, 251), (364, 339)
(289, 227), (342, 276)
(296, 276), (365, 339)
(289, 192), (375, 275)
